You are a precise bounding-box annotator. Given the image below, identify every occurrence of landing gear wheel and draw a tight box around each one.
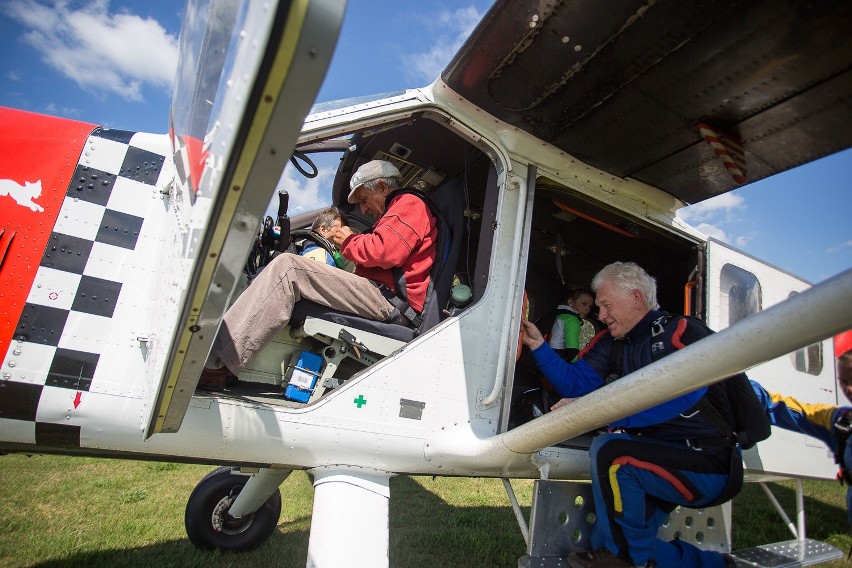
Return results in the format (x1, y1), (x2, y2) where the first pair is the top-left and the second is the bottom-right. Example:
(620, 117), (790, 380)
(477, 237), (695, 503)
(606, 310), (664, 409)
(185, 467), (282, 552)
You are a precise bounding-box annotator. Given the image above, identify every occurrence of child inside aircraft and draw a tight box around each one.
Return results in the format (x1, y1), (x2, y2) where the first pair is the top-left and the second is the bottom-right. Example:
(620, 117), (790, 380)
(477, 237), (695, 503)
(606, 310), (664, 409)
(293, 206), (348, 268)
(547, 286), (595, 362)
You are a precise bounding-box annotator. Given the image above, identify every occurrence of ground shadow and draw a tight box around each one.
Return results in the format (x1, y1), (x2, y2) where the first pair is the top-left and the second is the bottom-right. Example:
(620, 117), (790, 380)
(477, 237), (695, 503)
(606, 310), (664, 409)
(389, 476), (529, 568)
(29, 527), (309, 568)
(28, 477), (846, 568)
(27, 477), (529, 568)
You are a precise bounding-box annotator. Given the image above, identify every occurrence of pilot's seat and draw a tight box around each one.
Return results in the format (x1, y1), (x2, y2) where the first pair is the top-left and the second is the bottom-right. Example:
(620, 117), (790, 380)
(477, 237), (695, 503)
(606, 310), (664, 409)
(288, 176), (465, 401)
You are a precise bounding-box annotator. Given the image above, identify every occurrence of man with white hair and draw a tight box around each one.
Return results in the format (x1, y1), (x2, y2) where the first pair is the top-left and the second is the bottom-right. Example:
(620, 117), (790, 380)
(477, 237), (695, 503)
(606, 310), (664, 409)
(521, 262), (747, 568)
(199, 159), (437, 389)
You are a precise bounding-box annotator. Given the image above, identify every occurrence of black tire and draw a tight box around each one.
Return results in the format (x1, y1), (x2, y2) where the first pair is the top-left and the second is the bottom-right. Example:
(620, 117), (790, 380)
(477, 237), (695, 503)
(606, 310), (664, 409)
(184, 466), (282, 552)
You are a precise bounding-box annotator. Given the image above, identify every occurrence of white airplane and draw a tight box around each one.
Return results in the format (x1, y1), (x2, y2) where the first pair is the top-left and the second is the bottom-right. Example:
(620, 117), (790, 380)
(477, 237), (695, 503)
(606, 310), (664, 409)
(1, 0), (851, 566)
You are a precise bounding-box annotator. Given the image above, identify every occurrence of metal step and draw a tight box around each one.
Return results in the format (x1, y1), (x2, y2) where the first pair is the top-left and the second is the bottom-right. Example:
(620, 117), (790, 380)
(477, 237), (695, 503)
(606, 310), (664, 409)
(519, 480), (844, 568)
(729, 539), (844, 567)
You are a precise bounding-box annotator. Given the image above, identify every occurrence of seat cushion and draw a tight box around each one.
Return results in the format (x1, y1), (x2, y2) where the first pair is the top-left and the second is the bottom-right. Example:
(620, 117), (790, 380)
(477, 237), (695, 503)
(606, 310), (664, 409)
(290, 300), (417, 342)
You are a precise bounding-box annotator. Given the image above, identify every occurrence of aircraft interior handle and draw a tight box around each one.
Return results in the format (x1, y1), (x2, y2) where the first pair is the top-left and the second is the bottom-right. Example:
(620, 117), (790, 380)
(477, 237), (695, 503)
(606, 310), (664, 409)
(684, 280), (697, 315)
(274, 190), (290, 253)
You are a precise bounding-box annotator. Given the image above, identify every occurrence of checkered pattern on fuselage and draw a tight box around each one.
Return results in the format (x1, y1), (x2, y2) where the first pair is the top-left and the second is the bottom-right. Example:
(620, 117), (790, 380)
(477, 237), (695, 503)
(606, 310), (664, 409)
(0, 127), (167, 449)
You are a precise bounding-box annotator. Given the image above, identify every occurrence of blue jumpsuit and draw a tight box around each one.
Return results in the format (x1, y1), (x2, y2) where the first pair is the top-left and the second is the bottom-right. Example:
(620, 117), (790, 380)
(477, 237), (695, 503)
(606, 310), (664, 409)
(531, 310), (739, 568)
(751, 381), (852, 529)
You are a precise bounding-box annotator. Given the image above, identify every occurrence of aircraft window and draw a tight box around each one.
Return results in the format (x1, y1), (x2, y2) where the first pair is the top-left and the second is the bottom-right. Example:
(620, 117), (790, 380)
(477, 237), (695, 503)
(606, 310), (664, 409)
(310, 92), (406, 115)
(719, 264), (762, 327)
(787, 291), (824, 376)
(267, 148), (345, 217)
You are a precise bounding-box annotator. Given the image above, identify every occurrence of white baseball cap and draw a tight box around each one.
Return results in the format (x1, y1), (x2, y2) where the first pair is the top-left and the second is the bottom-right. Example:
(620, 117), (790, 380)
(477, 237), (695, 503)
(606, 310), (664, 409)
(347, 160), (402, 203)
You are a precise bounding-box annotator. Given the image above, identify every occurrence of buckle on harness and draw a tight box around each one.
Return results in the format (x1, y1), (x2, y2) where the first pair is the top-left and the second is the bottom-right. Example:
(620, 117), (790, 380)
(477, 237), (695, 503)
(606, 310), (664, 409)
(834, 412), (852, 434)
(377, 284), (421, 328)
(651, 315), (668, 338)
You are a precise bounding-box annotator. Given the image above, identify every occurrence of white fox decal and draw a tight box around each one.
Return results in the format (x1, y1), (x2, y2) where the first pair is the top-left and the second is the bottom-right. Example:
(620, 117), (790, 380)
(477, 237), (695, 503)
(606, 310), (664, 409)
(0, 179), (44, 212)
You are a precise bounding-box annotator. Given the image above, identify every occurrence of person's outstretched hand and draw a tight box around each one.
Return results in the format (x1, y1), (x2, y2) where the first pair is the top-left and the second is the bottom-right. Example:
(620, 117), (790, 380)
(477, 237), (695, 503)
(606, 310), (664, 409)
(520, 318), (545, 350)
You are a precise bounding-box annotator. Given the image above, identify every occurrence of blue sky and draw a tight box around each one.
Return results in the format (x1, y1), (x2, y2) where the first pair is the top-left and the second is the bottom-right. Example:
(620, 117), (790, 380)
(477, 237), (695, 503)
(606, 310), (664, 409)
(1, 0), (849, 285)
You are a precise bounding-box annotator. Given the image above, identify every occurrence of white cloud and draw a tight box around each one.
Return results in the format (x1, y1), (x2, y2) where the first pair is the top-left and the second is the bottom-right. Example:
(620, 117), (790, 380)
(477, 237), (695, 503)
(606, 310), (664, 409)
(676, 192), (745, 224)
(402, 6), (485, 84)
(4, 0), (178, 101)
(676, 193), (750, 245)
(7, 71), (21, 81)
(692, 222), (729, 243)
(43, 102), (81, 117)
(827, 240), (852, 254)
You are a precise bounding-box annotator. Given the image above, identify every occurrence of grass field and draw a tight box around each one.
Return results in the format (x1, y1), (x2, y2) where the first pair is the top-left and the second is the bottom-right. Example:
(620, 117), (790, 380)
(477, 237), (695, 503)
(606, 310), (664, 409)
(0, 454), (849, 567)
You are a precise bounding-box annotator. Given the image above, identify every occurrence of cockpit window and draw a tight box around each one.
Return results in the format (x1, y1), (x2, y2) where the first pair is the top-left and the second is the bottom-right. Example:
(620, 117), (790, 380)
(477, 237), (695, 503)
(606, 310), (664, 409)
(264, 139), (352, 218)
(309, 92), (407, 115)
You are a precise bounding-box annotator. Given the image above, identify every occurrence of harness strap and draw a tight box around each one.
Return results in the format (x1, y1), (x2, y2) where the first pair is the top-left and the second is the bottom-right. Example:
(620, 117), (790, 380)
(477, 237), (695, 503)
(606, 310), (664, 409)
(376, 284), (421, 328)
(555, 233), (565, 286)
(605, 339), (624, 385)
(606, 315), (739, 451)
(619, 428), (735, 451)
(651, 314), (739, 445)
(375, 188), (448, 333)
(693, 396), (735, 443)
(308, 230), (346, 268)
(389, 267), (425, 328)
(606, 314), (743, 508)
(833, 410), (852, 484)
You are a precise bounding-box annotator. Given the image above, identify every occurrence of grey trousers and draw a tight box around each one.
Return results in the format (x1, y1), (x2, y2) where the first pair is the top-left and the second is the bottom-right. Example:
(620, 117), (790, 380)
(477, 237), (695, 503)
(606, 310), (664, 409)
(214, 253), (394, 372)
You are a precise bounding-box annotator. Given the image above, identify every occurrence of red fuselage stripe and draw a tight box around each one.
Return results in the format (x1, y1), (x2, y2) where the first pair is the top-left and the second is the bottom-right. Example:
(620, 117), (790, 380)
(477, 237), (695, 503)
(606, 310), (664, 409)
(0, 107), (96, 359)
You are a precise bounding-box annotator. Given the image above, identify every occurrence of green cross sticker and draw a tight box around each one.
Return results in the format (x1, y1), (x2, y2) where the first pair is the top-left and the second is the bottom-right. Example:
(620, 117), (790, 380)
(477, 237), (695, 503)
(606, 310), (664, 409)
(354, 394), (367, 408)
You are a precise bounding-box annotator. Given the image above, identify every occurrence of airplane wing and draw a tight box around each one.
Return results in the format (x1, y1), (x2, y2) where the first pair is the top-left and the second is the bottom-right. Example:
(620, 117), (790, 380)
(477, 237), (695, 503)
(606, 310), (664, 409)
(442, 0), (852, 204)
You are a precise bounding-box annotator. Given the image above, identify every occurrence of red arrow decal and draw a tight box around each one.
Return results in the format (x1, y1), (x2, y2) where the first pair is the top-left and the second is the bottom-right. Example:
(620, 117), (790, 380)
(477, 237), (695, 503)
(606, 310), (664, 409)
(73, 392), (82, 409)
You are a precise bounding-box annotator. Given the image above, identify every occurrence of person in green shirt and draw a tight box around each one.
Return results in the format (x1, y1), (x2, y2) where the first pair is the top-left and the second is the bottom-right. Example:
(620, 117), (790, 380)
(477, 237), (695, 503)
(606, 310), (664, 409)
(548, 286), (594, 362)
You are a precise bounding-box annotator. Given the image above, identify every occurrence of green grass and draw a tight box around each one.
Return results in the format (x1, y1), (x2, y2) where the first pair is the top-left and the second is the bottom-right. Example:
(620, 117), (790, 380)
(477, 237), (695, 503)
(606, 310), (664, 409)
(0, 454), (849, 567)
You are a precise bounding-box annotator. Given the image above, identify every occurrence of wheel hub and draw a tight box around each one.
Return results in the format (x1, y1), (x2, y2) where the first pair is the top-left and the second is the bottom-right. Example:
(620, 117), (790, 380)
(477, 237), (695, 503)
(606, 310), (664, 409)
(211, 492), (255, 535)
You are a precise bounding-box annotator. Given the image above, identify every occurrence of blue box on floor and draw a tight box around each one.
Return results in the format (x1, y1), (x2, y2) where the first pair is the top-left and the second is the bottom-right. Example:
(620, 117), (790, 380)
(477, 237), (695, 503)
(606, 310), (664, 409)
(283, 351), (323, 403)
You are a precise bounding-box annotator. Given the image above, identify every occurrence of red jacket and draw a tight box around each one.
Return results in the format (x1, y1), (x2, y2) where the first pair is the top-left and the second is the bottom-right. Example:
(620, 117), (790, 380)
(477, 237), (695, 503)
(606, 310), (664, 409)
(341, 193), (437, 312)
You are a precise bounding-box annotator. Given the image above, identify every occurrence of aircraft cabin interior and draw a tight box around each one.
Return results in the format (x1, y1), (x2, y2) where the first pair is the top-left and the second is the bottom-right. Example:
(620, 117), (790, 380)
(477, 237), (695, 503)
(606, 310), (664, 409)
(200, 108), (704, 437)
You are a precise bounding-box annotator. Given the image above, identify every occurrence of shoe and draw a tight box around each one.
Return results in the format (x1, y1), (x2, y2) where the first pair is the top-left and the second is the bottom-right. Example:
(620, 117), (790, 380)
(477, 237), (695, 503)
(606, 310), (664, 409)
(197, 366), (230, 391)
(566, 549), (637, 568)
